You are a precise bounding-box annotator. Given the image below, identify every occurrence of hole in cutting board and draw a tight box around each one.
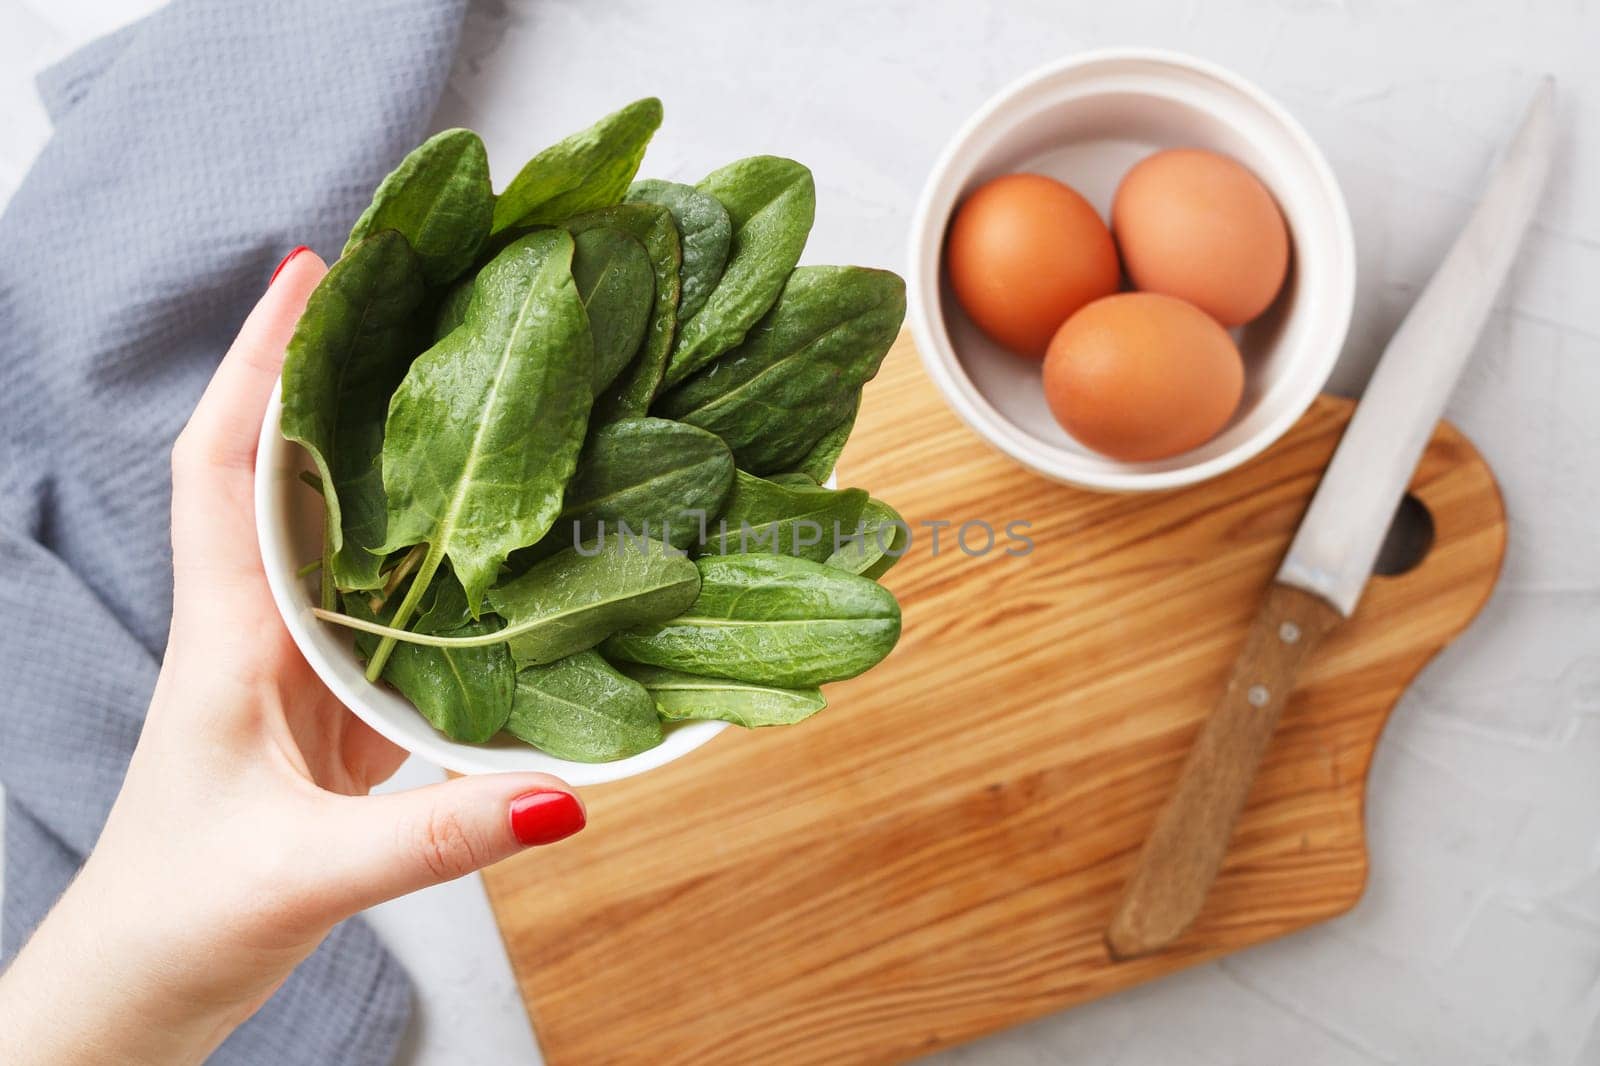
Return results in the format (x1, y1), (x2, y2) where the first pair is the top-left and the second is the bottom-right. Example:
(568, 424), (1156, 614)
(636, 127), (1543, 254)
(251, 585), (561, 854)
(1373, 493), (1434, 576)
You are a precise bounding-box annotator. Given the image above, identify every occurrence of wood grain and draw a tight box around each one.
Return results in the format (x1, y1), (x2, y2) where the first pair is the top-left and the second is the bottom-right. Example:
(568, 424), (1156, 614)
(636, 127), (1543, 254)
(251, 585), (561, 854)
(481, 333), (1506, 1065)
(1106, 582), (1345, 958)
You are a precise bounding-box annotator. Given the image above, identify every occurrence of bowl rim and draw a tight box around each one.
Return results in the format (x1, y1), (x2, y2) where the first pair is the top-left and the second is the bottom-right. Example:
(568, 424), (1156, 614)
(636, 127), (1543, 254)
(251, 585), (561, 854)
(906, 46), (1356, 493)
(253, 381), (729, 782)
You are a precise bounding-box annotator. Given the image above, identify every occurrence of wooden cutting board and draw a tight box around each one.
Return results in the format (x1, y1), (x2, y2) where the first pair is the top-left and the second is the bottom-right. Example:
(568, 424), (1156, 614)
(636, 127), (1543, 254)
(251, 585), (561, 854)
(480, 333), (1506, 1065)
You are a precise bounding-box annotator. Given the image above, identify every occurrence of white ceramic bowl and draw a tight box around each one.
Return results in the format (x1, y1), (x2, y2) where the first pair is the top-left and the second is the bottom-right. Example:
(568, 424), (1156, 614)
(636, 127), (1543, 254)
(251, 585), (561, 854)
(254, 386), (727, 781)
(908, 48), (1356, 492)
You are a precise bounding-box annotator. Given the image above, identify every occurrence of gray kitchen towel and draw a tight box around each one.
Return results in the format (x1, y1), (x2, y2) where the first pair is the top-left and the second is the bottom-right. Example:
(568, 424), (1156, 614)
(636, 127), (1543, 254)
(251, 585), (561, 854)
(0, 1), (469, 1062)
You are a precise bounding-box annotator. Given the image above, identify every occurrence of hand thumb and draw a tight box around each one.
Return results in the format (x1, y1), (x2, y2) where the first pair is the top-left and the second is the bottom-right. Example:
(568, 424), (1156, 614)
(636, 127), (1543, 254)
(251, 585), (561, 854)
(318, 773), (585, 915)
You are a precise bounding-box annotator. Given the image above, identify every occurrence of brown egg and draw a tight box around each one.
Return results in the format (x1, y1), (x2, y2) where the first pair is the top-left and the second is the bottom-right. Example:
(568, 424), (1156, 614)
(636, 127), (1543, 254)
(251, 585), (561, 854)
(945, 173), (1121, 359)
(1042, 292), (1244, 462)
(1112, 149), (1289, 327)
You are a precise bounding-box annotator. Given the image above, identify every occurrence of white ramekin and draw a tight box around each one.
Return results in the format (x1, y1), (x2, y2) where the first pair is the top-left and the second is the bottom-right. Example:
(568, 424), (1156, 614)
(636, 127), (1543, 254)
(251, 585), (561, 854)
(908, 48), (1356, 492)
(254, 385), (727, 781)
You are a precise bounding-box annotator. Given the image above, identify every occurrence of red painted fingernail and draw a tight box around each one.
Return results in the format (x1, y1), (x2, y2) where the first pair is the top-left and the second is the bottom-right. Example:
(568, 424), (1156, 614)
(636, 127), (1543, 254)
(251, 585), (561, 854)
(271, 245), (311, 284)
(509, 790), (585, 847)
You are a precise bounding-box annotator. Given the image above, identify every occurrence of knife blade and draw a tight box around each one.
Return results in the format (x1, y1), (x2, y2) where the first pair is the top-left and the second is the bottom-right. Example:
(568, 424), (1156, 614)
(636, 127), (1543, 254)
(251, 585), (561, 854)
(1106, 80), (1556, 960)
(1279, 78), (1556, 615)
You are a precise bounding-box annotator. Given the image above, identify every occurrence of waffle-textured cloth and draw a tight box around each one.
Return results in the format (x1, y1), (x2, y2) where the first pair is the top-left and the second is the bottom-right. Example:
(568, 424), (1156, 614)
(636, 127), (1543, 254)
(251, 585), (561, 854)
(0, 2), (469, 1061)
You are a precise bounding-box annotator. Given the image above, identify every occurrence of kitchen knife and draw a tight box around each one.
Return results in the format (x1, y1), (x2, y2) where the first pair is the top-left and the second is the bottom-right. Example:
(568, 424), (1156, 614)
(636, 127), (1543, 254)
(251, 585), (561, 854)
(1106, 79), (1556, 960)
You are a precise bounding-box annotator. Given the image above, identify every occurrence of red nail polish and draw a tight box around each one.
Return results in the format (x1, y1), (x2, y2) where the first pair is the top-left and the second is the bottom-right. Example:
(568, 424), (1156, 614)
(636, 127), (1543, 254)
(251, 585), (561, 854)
(271, 245), (311, 284)
(509, 790), (585, 847)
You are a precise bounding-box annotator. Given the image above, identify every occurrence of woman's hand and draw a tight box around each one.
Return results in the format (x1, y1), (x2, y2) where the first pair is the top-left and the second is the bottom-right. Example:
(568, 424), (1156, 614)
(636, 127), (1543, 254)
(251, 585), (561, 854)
(0, 247), (585, 1066)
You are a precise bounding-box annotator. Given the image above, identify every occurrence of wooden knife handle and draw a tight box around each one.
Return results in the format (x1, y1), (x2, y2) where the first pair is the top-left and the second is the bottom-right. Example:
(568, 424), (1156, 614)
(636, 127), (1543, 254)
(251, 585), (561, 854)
(1106, 582), (1344, 959)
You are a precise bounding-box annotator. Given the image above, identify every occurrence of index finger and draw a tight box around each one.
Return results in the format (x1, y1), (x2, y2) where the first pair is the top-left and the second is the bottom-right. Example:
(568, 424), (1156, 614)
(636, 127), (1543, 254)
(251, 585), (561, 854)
(176, 247), (327, 472)
(170, 247), (327, 580)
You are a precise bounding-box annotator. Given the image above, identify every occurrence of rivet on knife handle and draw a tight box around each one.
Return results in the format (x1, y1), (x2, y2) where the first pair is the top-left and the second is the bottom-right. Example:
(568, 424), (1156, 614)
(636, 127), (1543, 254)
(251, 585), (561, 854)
(1105, 583), (1342, 959)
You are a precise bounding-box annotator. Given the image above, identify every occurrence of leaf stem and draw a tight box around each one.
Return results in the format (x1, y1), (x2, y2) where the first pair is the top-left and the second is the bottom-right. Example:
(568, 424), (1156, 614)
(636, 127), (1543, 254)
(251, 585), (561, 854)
(316, 604), (511, 649)
(296, 559), (322, 578)
(319, 509), (337, 611)
(381, 543), (428, 599)
(363, 547), (441, 681)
